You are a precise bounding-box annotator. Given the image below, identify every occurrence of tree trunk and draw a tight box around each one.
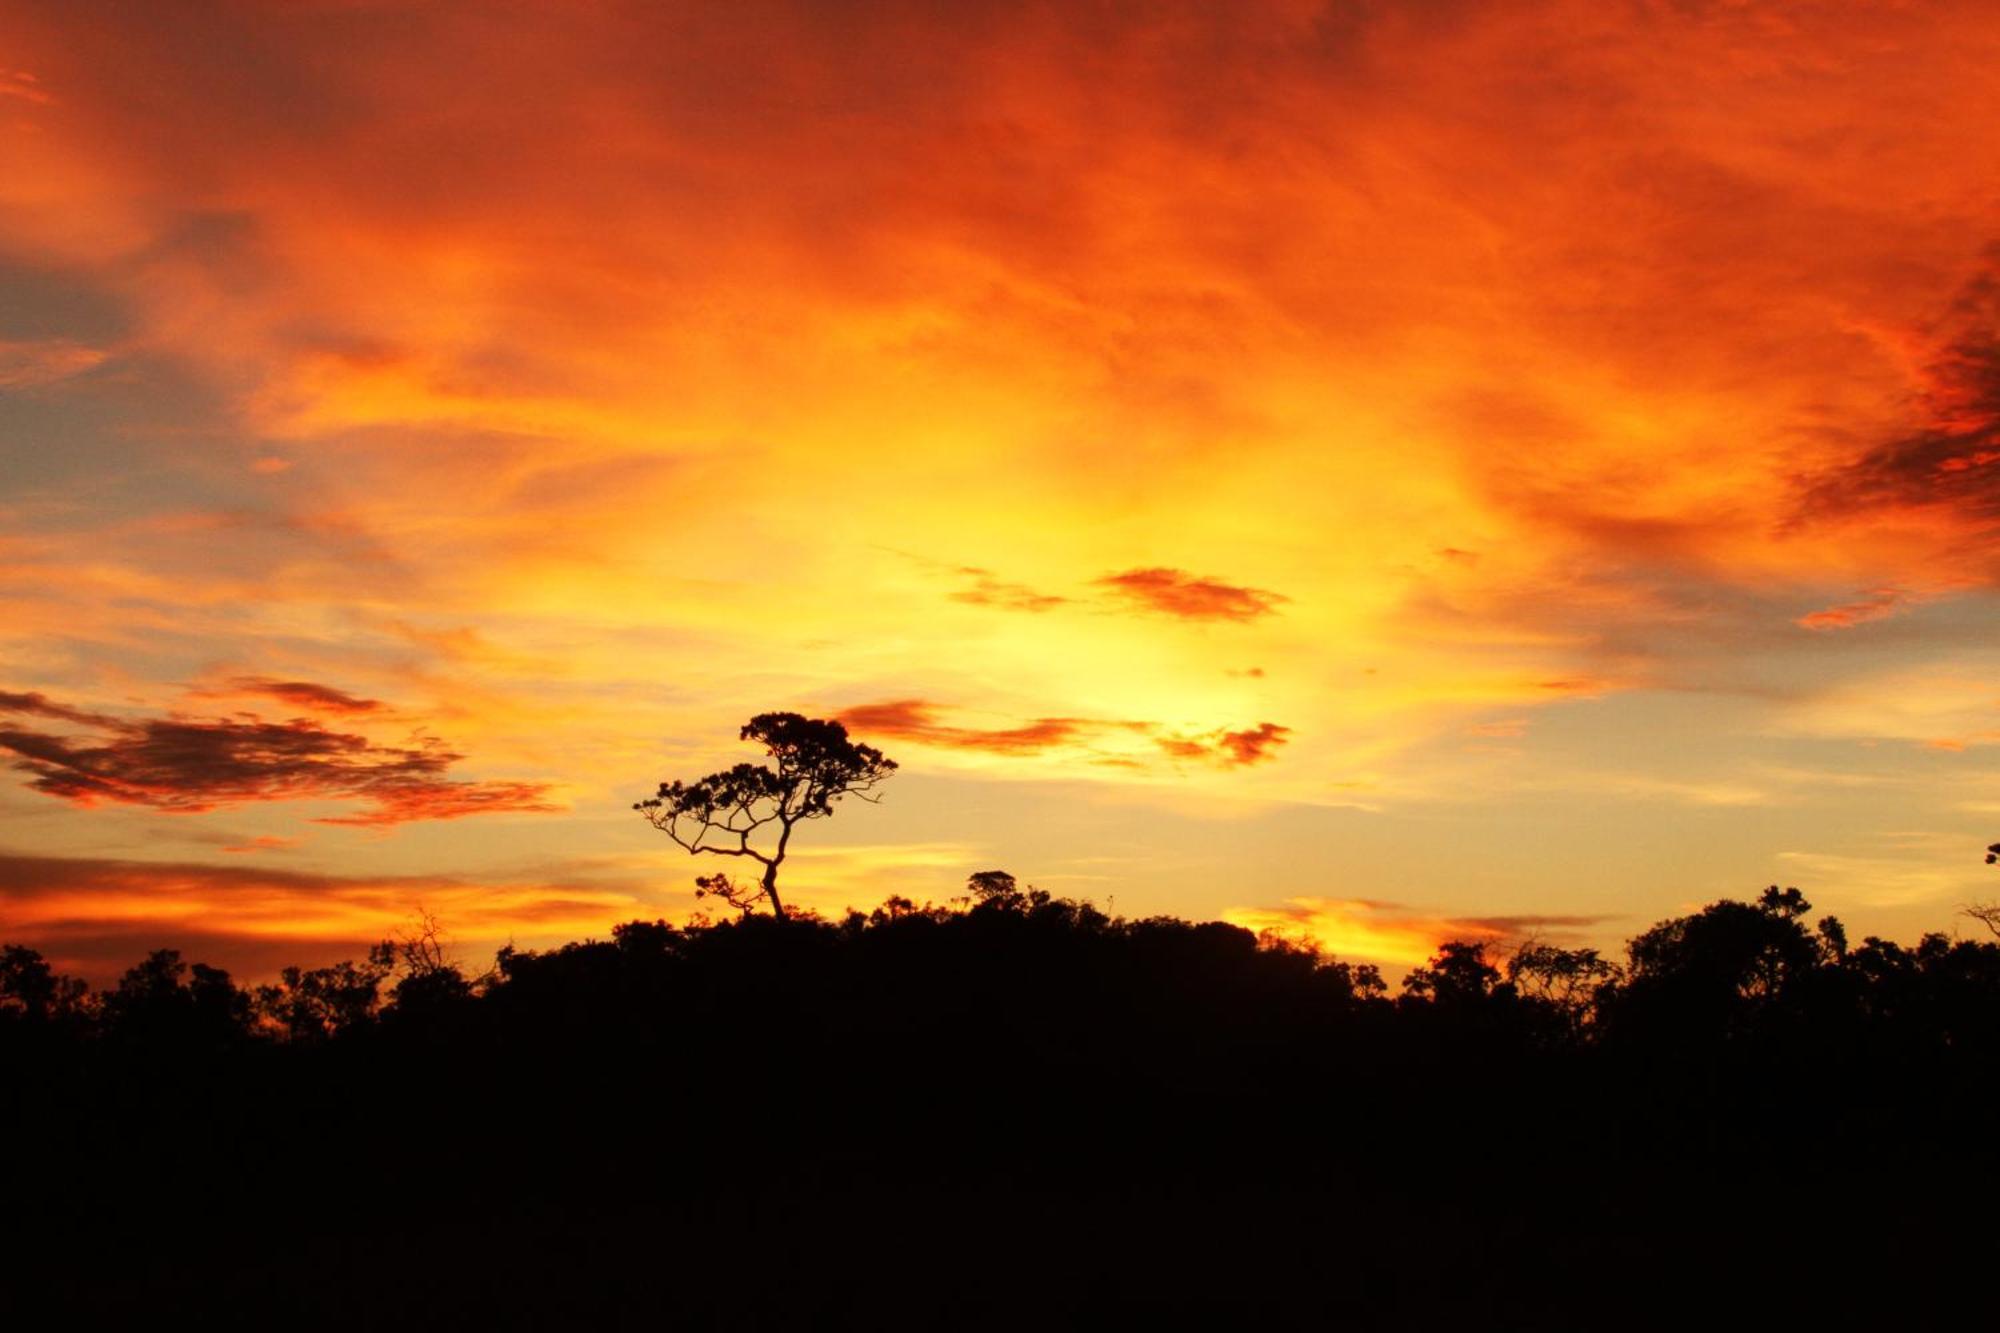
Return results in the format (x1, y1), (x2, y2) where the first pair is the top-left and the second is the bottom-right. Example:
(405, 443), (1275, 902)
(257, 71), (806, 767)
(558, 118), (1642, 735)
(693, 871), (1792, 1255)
(761, 859), (786, 920)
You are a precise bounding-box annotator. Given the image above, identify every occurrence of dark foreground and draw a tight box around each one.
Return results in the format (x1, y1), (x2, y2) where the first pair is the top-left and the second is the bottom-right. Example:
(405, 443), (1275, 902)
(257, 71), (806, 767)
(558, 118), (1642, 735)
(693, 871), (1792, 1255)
(6, 882), (1998, 1328)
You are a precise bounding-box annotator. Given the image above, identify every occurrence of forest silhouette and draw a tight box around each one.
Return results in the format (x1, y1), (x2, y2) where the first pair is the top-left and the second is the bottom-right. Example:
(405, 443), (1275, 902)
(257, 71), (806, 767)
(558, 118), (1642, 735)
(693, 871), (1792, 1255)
(9, 859), (2000, 1326)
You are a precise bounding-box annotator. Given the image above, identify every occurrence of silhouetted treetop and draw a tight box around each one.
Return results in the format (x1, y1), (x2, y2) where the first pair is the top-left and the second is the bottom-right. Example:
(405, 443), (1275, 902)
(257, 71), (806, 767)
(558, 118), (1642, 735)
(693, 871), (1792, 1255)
(636, 712), (896, 919)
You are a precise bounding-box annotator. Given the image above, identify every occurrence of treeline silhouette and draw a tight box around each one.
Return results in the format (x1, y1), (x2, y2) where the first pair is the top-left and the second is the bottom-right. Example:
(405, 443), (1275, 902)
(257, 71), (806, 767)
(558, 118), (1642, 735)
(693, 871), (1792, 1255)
(7, 875), (2000, 1328)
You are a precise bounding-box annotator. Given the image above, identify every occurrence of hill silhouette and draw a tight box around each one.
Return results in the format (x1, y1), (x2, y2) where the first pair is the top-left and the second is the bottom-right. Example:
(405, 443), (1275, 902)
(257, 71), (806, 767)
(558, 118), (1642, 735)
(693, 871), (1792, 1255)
(6, 877), (1999, 1328)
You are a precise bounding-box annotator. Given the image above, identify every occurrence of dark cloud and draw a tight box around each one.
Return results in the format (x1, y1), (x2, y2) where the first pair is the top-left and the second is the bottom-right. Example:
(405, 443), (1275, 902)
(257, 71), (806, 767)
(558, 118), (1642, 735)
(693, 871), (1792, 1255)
(0, 690), (118, 727)
(949, 567), (1069, 613)
(0, 690), (554, 825)
(1097, 567), (1286, 622)
(1797, 253), (2000, 529)
(224, 677), (384, 715)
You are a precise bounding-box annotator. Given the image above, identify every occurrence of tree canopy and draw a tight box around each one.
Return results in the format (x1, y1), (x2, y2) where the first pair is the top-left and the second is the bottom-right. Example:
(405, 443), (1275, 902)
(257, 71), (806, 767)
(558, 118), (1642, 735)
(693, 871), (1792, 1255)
(635, 712), (896, 919)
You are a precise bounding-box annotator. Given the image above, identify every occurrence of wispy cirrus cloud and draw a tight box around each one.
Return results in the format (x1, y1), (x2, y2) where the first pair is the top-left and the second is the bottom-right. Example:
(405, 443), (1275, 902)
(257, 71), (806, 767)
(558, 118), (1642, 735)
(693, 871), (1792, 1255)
(0, 69), (51, 106)
(0, 337), (107, 388)
(1796, 587), (1913, 631)
(1097, 568), (1286, 622)
(0, 689), (554, 825)
(948, 567), (1069, 613)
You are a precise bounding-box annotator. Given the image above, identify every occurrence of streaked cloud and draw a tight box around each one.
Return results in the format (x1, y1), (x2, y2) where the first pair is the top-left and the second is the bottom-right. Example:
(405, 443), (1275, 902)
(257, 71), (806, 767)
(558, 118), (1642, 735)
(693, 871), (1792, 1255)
(1097, 568), (1286, 623)
(1796, 587), (1913, 631)
(219, 678), (385, 716)
(836, 699), (1099, 756)
(0, 852), (646, 982)
(836, 699), (1289, 771)
(0, 690), (555, 825)
(0, 337), (106, 388)
(949, 567), (1069, 613)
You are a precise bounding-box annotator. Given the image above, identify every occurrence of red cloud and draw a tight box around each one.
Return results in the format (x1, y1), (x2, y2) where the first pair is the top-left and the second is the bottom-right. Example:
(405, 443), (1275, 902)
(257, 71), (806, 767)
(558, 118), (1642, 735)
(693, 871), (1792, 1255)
(1097, 568), (1286, 622)
(1797, 257), (2000, 532)
(221, 835), (300, 854)
(1157, 721), (1291, 767)
(1796, 588), (1909, 631)
(0, 337), (106, 388)
(835, 700), (1090, 754)
(226, 677), (384, 715)
(838, 699), (1290, 770)
(0, 690), (554, 826)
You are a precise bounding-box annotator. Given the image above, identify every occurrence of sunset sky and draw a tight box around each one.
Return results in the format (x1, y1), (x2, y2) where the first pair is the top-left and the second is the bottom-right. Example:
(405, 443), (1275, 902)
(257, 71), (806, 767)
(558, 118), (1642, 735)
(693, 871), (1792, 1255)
(3, 0), (1998, 981)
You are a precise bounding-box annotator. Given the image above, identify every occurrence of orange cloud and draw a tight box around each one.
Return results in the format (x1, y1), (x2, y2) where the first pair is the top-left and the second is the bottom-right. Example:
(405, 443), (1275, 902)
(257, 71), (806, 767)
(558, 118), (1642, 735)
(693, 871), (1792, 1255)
(1097, 568), (1287, 622)
(836, 699), (1103, 756)
(1797, 588), (1910, 631)
(222, 835), (301, 855)
(0, 337), (106, 388)
(1156, 722), (1291, 768)
(836, 699), (1289, 771)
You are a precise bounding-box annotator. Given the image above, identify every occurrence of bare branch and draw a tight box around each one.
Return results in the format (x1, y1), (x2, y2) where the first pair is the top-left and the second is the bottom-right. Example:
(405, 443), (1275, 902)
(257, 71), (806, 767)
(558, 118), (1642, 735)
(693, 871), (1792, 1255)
(1962, 901), (2000, 940)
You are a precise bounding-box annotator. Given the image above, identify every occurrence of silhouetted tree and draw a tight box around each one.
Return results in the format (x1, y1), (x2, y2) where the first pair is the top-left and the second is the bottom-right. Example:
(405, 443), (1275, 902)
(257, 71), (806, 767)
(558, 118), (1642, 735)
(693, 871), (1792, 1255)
(1606, 887), (1833, 1043)
(99, 948), (252, 1047)
(1402, 940), (1505, 1006)
(966, 869), (1022, 906)
(255, 943), (397, 1040)
(635, 713), (896, 919)
(1507, 939), (1619, 1035)
(15, 876), (2000, 1328)
(0, 944), (86, 1023)
(386, 911), (474, 1017)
